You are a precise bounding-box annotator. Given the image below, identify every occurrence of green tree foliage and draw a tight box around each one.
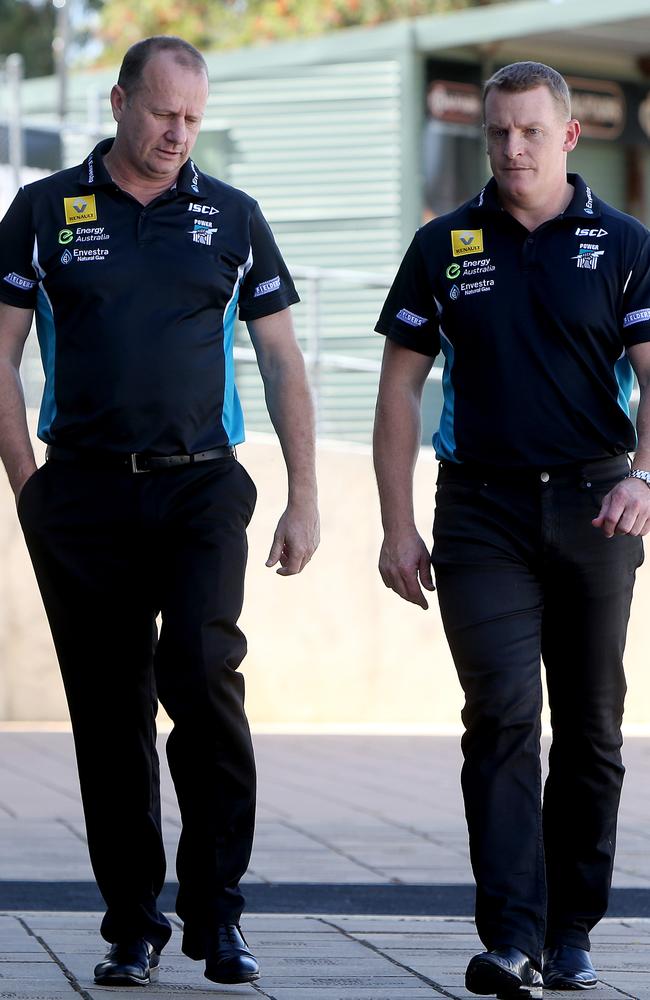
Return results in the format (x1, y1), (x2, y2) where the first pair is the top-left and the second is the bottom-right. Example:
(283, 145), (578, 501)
(97, 0), (474, 62)
(0, 0), (56, 78)
(99, 0), (217, 56)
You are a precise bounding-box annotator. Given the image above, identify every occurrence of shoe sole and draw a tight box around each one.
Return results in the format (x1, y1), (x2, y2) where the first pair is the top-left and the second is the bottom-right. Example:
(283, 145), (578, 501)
(204, 970), (260, 984)
(94, 974), (157, 987)
(466, 957), (541, 998)
(543, 977), (598, 990)
(94, 965), (159, 987)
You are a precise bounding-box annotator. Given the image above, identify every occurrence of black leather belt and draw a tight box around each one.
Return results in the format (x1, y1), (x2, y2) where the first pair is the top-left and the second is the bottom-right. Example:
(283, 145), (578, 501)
(438, 454), (629, 487)
(45, 444), (234, 473)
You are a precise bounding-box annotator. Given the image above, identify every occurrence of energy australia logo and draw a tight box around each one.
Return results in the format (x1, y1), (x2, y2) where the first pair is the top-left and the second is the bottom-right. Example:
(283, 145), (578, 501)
(61, 249), (73, 264)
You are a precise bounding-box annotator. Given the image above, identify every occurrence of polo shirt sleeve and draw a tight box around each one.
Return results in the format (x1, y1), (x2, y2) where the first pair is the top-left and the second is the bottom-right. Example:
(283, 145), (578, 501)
(622, 231), (650, 348)
(375, 234), (440, 358)
(238, 203), (300, 321)
(0, 187), (39, 310)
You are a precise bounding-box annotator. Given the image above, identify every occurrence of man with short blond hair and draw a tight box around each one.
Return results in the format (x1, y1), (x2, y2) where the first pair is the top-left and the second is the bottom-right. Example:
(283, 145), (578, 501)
(483, 60), (571, 117)
(0, 34), (319, 990)
(374, 61), (650, 996)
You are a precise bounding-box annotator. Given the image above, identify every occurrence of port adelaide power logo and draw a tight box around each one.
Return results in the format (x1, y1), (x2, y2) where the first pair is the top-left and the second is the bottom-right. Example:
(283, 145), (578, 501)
(187, 203), (219, 246)
(189, 220), (218, 246)
(572, 227), (608, 271)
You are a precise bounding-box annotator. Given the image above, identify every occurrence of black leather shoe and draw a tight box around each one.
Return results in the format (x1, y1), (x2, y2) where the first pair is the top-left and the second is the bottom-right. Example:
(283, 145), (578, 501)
(543, 945), (598, 990)
(466, 947), (543, 997)
(93, 939), (160, 986)
(203, 924), (260, 984)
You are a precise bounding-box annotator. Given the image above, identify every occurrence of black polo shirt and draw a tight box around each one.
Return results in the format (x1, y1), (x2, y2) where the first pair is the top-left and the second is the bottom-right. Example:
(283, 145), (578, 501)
(376, 175), (650, 467)
(0, 138), (299, 454)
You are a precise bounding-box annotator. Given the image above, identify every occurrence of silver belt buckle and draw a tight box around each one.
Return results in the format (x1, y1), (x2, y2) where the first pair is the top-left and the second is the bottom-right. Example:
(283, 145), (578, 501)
(130, 453), (150, 474)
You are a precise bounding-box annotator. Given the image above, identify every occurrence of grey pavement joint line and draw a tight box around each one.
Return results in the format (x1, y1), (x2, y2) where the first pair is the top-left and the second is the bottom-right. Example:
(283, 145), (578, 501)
(245, 867), (274, 885)
(263, 766), (464, 855)
(315, 916), (459, 998)
(0, 758), (82, 804)
(369, 812), (467, 856)
(56, 817), (88, 844)
(593, 977), (640, 999)
(278, 818), (401, 882)
(256, 797), (292, 820)
(0, 799), (17, 818)
(14, 914), (94, 1000)
(251, 982), (279, 1000)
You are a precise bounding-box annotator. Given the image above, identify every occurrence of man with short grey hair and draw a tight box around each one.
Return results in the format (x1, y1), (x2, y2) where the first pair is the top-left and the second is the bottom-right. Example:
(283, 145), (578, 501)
(0, 35), (319, 989)
(374, 61), (650, 996)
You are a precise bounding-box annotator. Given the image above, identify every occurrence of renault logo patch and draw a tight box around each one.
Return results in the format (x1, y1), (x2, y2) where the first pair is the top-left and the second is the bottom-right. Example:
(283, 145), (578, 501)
(451, 229), (484, 257)
(64, 194), (97, 225)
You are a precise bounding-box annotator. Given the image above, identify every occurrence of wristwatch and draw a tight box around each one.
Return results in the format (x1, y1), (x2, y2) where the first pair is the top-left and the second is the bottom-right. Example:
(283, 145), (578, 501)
(625, 469), (650, 488)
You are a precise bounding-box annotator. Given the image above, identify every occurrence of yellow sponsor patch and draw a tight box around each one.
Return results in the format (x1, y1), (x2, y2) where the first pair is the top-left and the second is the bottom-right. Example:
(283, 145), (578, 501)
(451, 229), (484, 257)
(64, 194), (97, 225)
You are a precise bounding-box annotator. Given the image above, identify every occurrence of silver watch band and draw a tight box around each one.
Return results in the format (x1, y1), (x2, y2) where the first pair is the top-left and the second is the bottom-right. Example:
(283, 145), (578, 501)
(625, 469), (650, 487)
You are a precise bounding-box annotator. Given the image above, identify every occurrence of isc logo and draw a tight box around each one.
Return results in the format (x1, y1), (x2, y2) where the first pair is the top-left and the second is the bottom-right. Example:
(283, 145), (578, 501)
(575, 228), (608, 237)
(188, 203), (219, 215)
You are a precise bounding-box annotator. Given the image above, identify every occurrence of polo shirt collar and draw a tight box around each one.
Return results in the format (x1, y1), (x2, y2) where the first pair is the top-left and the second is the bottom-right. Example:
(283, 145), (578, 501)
(472, 173), (602, 221)
(76, 139), (206, 199)
(562, 174), (603, 220)
(177, 157), (204, 197)
(77, 138), (115, 188)
(472, 177), (501, 212)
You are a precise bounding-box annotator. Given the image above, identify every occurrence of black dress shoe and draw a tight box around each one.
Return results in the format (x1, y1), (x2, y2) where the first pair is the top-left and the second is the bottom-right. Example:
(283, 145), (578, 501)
(93, 938), (160, 986)
(543, 945), (598, 990)
(466, 947), (543, 997)
(203, 924), (260, 984)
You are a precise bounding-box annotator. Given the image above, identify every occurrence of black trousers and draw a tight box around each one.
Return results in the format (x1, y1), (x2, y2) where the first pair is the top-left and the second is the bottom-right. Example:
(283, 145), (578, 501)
(18, 455), (258, 952)
(431, 455), (643, 966)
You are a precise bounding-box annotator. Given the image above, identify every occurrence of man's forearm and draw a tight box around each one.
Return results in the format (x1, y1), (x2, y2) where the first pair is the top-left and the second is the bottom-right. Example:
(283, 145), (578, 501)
(262, 350), (317, 503)
(373, 373), (423, 535)
(372, 340), (435, 608)
(631, 378), (650, 470)
(0, 359), (36, 497)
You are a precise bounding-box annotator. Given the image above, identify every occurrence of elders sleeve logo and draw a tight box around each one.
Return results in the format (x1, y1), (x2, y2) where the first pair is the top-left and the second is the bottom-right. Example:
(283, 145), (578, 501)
(3, 271), (37, 291)
(253, 276), (281, 297)
(451, 229), (484, 257)
(64, 195), (98, 225)
(396, 308), (427, 327)
(624, 309), (650, 328)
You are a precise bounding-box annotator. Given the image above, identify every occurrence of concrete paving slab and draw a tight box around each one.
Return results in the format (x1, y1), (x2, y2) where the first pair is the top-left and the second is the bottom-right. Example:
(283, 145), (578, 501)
(2, 733), (650, 997)
(3, 912), (649, 998)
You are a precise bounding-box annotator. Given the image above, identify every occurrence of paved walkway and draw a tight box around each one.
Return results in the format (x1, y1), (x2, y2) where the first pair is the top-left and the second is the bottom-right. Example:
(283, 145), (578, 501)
(1, 730), (649, 998)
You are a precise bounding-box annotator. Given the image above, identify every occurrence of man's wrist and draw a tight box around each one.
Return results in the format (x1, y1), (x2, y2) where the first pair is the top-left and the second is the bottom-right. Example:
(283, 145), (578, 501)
(625, 469), (650, 488)
(287, 484), (318, 507)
